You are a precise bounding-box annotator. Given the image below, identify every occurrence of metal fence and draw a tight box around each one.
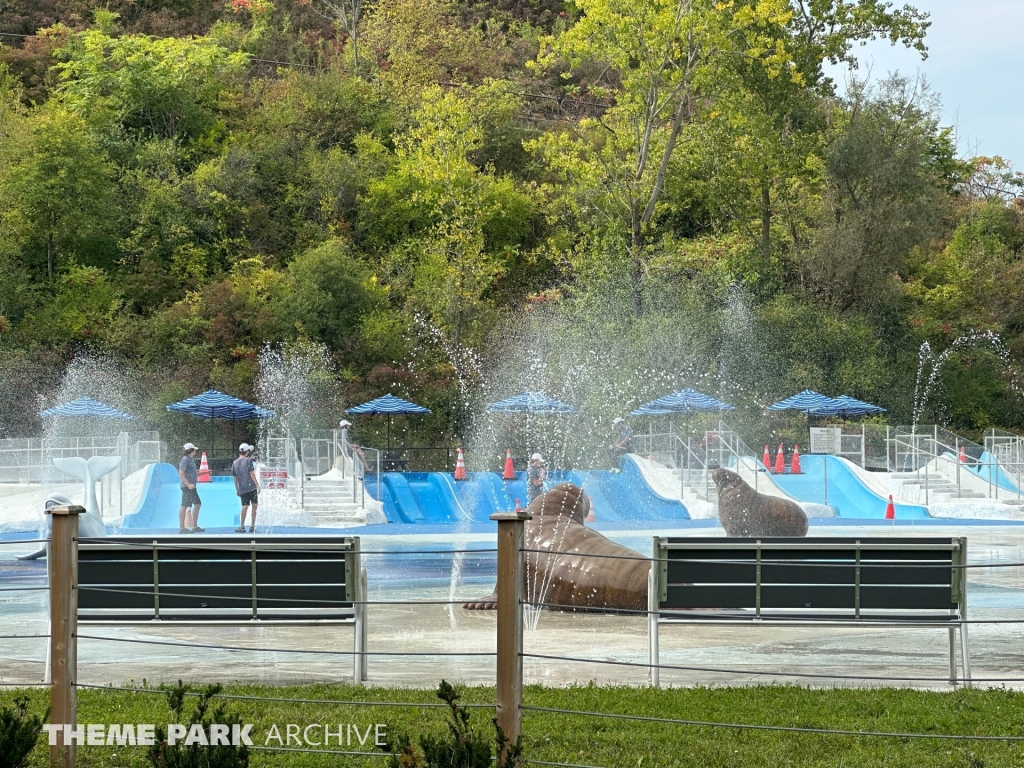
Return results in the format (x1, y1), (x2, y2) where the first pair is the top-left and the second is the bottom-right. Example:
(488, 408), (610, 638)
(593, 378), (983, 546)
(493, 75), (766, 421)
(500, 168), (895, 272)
(0, 432), (165, 484)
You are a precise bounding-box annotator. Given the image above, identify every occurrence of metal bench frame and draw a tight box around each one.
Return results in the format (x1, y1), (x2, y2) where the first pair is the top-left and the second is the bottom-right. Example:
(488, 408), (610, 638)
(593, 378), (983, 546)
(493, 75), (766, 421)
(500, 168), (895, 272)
(76, 535), (368, 682)
(648, 536), (969, 688)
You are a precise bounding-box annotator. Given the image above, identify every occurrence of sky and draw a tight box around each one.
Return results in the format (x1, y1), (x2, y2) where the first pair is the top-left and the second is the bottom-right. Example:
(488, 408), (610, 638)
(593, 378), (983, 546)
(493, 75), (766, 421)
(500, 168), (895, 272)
(826, 0), (1023, 165)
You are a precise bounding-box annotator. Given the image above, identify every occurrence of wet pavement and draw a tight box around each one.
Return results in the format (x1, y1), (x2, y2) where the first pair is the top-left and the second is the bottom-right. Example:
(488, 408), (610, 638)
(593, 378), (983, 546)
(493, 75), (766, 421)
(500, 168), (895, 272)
(2, 523), (1023, 691)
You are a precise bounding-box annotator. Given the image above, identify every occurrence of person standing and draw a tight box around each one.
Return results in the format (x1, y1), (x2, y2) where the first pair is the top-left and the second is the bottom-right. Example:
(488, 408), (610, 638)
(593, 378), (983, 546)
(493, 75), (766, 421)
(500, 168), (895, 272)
(233, 443), (260, 533)
(609, 417), (634, 470)
(527, 453), (547, 503)
(177, 443), (203, 533)
(339, 419), (352, 459)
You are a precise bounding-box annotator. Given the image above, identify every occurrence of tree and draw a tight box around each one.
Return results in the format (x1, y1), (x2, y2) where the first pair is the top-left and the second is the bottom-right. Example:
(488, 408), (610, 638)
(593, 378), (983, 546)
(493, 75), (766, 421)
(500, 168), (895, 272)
(0, 107), (113, 279)
(279, 238), (383, 349)
(361, 85), (535, 378)
(799, 75), (961, 311)
(54, 17), (249, 146)
(534, 0), (931, 312)
(532, 0), (797, 315)
(310, 0), (364, 76)
(362, 0), (507, 108)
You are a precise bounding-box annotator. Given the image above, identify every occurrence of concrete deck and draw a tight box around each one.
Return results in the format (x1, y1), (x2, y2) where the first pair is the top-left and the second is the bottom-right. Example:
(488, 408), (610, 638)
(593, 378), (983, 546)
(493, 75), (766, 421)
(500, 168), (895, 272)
(2, 523), (1023, 691)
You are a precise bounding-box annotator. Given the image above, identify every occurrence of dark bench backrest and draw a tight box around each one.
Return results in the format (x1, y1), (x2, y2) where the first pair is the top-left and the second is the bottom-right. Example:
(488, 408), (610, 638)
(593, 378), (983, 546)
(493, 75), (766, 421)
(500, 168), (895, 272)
(655, 537), (966, 615)
(78, 535), (360, 622)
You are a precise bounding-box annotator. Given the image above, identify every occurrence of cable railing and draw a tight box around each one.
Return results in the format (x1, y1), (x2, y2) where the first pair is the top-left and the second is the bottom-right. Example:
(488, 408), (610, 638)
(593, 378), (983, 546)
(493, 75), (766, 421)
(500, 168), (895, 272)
(7, 518), (1024, 766)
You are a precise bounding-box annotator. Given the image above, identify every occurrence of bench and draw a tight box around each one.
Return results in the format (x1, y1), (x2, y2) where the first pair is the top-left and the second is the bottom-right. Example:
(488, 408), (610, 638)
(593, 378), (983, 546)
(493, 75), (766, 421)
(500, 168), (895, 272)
(648, 536), (969, 687)
(76, 535), (367, 682)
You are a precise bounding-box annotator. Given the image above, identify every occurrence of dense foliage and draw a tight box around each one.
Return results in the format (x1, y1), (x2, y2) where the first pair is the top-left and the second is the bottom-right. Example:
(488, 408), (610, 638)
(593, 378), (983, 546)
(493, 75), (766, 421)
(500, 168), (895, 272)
(0, 0), (1021, 443)
(0, 696), (45, 768)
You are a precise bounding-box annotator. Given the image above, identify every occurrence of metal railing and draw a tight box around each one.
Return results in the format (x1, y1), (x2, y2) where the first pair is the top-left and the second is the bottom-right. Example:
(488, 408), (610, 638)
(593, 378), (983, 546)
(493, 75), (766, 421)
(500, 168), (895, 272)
(632, 425), (714, 501)
(887, 426), (1021, 503)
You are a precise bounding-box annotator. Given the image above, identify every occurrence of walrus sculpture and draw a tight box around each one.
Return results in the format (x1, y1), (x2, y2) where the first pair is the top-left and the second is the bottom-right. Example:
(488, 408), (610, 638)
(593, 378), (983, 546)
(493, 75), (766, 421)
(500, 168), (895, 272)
(712, 468), (808, 537)
(463, 483), (649, 612)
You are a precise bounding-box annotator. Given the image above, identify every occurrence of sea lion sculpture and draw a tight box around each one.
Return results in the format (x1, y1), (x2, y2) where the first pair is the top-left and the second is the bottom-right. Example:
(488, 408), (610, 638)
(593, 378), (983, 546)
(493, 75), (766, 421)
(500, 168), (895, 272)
(712, 468), (808, 537)
(463, 483), (649, 612)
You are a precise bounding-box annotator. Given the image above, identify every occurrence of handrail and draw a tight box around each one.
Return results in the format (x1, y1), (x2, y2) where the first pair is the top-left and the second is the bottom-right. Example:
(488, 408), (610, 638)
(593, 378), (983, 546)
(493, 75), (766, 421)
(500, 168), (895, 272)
(632, 427), (712, 501)
(887, 426), (1021, 502)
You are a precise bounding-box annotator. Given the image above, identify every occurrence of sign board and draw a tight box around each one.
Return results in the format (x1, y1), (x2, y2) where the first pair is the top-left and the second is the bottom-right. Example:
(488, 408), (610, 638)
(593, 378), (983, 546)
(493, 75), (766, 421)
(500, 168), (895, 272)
(260, 469), (288, 490)
(809, 427), (841, 454)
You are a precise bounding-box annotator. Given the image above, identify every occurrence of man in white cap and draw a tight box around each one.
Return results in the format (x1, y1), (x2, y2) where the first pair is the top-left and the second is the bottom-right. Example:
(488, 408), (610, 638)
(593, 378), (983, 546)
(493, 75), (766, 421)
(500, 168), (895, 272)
(177, 443), (203, 533)
(232, 443), (259, 533)
(527, 453), (547, 503)
(339, 419), (352, 458)
(609, 417), (634, 470)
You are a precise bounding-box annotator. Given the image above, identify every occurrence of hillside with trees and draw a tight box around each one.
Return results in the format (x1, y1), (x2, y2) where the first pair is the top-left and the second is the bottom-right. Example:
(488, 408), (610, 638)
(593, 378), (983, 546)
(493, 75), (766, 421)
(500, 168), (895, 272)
(0, 0), (1022, 444)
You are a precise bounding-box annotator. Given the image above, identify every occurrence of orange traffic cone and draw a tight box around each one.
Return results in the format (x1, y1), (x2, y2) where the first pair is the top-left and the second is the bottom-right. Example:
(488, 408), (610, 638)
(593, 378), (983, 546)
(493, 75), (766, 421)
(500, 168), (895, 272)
(762, 445), (771, 471)
(586, 495), (596, 523)
(774, 444), (785, 475)
(197, 451), (211, 483)
(790, 445), (802, 474)
(959, 446), (967, 464)
(514, 498), (522, 515)
(885, 495), (896, 520)
(454, 448), (467, 480)
(502, 448), (516, 481)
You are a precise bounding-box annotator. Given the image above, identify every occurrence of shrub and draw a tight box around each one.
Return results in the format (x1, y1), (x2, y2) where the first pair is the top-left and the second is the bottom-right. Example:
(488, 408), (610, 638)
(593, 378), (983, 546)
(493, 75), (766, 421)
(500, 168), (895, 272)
(380, 680), (522, 768)
(0, 696), (45, 768)
(147, 681), (249, 768)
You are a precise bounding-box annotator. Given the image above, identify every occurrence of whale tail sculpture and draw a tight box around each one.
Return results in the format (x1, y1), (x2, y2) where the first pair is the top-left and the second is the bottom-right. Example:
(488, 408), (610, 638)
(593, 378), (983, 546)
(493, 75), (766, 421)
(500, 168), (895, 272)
(52, 455), (121, 539)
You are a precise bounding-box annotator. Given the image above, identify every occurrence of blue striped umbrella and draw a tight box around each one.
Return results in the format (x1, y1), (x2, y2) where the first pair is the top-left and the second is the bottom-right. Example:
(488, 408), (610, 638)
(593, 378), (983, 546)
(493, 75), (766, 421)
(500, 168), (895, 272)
(811, 395), (886, 418)
(631, 387), (733, 415)
(628, 404), (675, 416)
(766, 390), (833, 413)
(38, 397), (132, 420)
(347, 393), (431, 448)
(167, 389), (275, 420)
(486, 392), (576, 414)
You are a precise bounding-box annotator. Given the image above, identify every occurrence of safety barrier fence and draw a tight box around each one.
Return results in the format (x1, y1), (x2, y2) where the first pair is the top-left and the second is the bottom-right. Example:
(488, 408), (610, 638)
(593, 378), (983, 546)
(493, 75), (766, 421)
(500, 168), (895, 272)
(5, 518), (1024, 767)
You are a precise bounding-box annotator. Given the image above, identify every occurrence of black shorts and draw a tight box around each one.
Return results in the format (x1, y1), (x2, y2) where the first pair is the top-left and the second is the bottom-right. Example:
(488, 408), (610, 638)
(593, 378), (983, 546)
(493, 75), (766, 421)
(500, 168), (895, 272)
(181, 486), (201, 507)
(240, 490), (258, 506)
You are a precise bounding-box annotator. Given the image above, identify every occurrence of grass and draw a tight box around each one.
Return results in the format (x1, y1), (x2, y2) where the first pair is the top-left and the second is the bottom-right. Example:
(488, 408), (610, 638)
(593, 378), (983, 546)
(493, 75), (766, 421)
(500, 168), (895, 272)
(4, 682), (1024, 767)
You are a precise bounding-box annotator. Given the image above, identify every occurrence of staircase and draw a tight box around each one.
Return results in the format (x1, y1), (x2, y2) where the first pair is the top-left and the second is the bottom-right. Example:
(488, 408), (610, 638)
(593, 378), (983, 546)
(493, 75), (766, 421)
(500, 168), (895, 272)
(673, 467), (716, 504)
(300, 472), (368, 526)
(892, 472), (1005, 504)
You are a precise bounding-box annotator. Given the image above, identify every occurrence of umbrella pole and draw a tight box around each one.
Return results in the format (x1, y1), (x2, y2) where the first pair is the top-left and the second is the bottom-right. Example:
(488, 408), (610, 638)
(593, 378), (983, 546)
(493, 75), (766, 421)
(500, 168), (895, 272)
(387, 415), (391, 450)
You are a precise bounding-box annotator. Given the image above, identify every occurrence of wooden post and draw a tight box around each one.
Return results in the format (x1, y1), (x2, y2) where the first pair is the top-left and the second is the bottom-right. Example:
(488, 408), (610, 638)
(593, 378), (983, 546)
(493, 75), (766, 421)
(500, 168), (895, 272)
(491, 507), (530, 752)
(47, 504), (83, 768)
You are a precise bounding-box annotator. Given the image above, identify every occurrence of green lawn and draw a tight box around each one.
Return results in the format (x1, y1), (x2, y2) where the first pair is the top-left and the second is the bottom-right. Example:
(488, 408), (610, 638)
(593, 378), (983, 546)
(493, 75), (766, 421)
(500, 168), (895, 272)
(4, 683), (1024, 767)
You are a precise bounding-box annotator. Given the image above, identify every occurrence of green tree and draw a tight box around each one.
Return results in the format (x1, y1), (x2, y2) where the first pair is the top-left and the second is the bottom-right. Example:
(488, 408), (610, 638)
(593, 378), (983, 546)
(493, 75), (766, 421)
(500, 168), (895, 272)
(0, 107), (113, 279)
(279, 238), (383, 349)
(362, 85), (535, 376)
(532, 0), (798, 314)
(799, 75), (963, 311)
(54, 18), (248, 146)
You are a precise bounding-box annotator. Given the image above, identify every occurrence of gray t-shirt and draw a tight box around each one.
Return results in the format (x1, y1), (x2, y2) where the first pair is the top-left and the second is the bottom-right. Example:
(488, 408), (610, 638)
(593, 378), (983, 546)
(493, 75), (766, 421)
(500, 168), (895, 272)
(232, 456), (258, 495)
(179, 455), (198, 490)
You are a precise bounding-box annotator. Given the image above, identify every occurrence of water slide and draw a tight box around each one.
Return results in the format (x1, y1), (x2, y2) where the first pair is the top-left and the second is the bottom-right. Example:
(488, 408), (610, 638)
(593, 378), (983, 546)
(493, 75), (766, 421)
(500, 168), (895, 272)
(121, 463), (244, 529)
(369, 457), (690, 525)
(965, 452), (1022, 495)
(771, 455), (930, 519)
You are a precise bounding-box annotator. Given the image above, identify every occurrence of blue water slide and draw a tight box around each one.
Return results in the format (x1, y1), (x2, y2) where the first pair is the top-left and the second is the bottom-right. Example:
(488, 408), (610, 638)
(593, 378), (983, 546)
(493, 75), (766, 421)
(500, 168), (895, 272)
(457, 472), (518, 518)
(381, 473), (425, 523)
(771, 455), (929, 519)
(966, 452), (1022, 494)
(586, 456), (690, 521)
(121, 463), (243, 529)
(367, 464), (690, 524)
